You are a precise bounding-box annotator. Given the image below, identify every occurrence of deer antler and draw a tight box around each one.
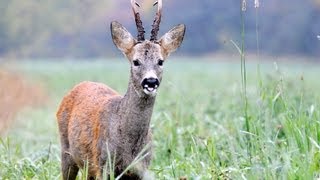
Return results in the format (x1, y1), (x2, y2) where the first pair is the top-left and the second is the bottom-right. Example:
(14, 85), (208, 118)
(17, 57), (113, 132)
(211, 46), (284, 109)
(150, 0), (162, 41)
(131, 0), (145, 41)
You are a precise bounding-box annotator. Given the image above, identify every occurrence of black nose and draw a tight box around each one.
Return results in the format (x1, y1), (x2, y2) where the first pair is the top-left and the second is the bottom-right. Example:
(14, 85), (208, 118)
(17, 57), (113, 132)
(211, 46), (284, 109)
(142, 78), (160, 88)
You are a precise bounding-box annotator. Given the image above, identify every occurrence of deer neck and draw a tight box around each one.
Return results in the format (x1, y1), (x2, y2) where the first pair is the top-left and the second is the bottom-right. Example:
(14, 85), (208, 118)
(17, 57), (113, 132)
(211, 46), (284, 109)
(119, 78), (156, 145)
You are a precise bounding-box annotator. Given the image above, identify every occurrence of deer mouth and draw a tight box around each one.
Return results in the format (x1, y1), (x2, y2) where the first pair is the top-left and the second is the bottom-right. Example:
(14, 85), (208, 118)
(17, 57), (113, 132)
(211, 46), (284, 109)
(141, 77), (160, 96)
(143, 84), (158, 95)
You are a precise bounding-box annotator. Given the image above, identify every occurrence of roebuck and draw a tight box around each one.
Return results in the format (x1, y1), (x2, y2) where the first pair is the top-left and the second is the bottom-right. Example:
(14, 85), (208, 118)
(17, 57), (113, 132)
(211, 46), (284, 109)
(56, 0), (185, 179)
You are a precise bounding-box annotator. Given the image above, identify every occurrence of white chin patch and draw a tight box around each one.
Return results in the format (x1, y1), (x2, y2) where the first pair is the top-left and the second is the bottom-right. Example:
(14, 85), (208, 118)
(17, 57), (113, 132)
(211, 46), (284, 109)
(143, 85), (158, 96)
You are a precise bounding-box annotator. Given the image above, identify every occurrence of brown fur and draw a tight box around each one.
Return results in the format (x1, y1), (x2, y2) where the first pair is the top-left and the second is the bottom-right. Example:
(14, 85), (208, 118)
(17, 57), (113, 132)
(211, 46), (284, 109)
(57, 82), (119, 178)
(56, 21), (185, 180)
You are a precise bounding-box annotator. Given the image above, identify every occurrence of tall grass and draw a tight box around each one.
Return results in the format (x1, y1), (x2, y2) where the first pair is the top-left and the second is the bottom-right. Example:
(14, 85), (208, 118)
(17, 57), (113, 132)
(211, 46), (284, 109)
(239, 0), (251, 161)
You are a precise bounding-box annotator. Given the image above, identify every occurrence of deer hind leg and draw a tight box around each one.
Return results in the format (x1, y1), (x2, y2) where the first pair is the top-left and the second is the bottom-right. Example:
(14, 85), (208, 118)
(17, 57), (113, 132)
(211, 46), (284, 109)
(61, 151), (79, 180)
(58, 109), (79, 180)
(87, 176), (95, 180)
(60, 129), (78, 179)
(118, 173), (141, 180)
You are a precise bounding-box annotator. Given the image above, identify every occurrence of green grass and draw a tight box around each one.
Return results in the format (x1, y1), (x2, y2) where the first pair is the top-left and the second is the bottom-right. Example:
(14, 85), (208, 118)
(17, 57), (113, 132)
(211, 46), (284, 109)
(1, 58), (320, 179)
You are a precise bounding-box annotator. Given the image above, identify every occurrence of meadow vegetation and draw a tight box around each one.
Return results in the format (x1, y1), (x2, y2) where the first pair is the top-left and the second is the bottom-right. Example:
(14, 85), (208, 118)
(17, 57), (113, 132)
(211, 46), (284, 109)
(0, 59), (319, 179)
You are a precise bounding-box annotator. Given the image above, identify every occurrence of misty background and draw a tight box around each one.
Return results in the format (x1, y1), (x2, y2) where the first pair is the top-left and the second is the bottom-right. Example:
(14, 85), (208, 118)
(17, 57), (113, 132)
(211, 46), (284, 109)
(0, 0), (319, 59)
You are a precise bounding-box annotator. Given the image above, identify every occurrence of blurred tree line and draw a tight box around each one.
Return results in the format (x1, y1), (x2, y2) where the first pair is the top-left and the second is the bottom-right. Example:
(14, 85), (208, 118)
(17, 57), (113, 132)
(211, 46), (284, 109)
(0, 0), (319, 58)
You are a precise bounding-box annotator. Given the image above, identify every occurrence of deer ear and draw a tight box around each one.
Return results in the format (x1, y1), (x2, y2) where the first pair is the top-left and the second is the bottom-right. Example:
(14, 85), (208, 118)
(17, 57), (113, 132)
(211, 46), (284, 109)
(111, 21), (136, 53)
(159, 24), (186, 55)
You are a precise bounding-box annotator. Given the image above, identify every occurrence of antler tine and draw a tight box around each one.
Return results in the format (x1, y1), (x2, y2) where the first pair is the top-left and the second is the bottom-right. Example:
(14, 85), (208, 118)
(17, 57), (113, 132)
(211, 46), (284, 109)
(150, 0), (162, 41)
(131, 0), (145, 41)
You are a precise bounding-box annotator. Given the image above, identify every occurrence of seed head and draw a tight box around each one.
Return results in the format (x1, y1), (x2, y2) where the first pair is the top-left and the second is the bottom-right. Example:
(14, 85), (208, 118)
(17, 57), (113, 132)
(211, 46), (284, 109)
(242, 0), (247, 11)
(254, 0), (260, 8)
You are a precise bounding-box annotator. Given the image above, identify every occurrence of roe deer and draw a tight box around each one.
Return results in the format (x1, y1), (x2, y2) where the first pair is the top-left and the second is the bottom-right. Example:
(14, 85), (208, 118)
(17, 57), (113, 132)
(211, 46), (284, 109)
(56, 0), (185, 179)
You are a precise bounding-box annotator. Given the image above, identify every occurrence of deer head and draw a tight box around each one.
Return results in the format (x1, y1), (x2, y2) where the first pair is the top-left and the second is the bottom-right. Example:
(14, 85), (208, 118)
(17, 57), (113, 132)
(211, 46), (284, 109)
(111, 0), (186, 97)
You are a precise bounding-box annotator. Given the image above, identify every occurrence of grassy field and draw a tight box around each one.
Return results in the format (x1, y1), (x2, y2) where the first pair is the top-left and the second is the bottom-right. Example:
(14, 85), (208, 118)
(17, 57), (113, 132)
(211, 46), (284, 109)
(1, 58), (320, 179)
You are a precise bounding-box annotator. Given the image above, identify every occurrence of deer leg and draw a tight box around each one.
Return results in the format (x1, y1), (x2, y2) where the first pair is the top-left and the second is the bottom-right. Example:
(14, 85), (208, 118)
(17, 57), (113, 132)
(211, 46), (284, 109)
(118, 173), (141, 180)
(87, 176), (95, 180)
(61, 151), (79, 180)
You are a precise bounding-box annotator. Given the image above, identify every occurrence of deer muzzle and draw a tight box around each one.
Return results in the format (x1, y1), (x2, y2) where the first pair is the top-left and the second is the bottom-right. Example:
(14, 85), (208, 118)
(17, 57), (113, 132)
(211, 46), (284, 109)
(141, 77), (160, 95)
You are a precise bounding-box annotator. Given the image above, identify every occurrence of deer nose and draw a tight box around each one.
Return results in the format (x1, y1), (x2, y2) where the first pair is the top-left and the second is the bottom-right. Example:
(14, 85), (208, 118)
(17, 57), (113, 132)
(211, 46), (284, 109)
(141, 78), (160, 88)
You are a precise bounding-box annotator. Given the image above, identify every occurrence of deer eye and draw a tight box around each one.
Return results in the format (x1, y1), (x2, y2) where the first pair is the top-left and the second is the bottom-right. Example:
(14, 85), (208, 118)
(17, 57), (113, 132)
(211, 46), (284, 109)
(158, 59), (164, 66)
(133, 60), (141, 66)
